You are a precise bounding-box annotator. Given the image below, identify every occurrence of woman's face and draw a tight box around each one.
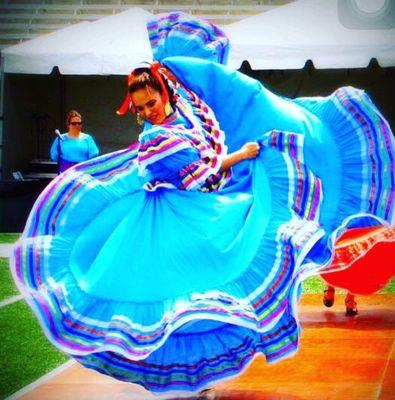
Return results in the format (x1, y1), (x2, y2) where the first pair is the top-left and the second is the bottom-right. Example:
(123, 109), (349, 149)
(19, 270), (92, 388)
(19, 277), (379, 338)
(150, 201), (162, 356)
(131, 86), (167, 125)
(68, 116), (83, 133)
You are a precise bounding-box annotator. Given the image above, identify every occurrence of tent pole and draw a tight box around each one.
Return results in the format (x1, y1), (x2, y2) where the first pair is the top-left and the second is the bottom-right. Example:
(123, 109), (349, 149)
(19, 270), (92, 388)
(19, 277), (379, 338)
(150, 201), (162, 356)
(0, 53), (5, 179)
(59, 70), (66, 131)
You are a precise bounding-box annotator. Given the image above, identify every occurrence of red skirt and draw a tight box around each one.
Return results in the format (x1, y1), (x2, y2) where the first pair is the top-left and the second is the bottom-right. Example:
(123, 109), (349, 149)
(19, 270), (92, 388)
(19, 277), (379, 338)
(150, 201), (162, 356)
(321, 225), (395, 295)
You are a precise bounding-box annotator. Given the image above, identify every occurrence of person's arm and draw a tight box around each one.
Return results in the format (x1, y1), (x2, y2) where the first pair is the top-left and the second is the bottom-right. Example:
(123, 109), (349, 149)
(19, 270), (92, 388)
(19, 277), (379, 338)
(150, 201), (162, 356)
(50, 137), (60, 161)
(87, 135), (99, 159)
(220, 142), (260, 171)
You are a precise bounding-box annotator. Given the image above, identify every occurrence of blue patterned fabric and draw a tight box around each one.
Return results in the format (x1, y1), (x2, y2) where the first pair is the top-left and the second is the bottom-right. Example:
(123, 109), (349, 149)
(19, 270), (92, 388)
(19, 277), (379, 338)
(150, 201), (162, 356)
(148, 12), (229, 65)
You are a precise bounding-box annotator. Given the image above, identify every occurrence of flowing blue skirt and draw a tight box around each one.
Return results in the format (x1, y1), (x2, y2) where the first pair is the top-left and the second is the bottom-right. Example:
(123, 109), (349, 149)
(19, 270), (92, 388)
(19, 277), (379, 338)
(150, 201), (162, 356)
(12, 57), (395, 394)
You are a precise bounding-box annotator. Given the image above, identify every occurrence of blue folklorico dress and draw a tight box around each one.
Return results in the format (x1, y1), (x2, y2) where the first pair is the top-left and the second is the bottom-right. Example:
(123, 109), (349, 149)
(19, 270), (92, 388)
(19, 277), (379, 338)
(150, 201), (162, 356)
(12, 12), (395, 395)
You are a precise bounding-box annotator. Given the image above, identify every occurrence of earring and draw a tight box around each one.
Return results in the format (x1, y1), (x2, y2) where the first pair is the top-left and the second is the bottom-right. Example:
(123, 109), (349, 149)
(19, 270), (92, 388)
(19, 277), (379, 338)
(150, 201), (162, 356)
(136, 113), (145, 126)
(164, 102), (173, 117)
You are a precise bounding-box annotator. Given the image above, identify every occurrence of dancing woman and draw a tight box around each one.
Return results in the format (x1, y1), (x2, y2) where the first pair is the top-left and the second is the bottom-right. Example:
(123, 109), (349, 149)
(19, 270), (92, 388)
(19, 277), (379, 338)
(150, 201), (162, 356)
(12, 12), (395, 396)
(120, 62), (260, 191)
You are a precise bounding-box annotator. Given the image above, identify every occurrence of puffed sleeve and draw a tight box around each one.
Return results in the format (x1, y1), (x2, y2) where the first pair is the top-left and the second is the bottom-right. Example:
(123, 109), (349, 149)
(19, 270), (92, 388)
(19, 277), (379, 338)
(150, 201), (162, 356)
(138, 127), (229, 192)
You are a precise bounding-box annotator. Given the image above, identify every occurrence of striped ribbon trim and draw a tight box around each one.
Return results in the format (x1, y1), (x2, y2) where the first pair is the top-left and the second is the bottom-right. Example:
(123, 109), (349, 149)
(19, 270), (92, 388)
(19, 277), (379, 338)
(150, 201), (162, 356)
(148, 12), (229, 64)
(74, 318), (298, 392)
(138, 85), (231, 192)
(25, 144), (138, 238)
(333, 87), (395, 222)
(263, 130), (322, 221)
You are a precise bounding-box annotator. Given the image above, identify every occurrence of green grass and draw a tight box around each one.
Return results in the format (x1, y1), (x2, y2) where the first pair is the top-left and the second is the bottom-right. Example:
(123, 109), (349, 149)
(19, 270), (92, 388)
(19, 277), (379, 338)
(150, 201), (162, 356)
(0, 233), (20, 244)
(0, 301), (69, 399)
(303, 275), (395, 294)
(379, 277), (395, 294)
(302, 276), (327, 294)
(0, 251), (68, 399)
(303, 276), (348, 294)
(0, 258), (19, 302)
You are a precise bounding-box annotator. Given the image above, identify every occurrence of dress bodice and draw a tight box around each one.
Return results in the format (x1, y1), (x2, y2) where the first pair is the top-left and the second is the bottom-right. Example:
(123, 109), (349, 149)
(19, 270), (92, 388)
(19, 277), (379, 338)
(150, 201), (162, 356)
(137, 85), (231, 192)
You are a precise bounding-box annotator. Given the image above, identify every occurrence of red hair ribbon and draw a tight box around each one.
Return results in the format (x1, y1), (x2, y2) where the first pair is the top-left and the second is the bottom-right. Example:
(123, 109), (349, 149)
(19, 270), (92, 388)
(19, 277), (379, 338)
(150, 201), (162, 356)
(116, 62), (175, 116)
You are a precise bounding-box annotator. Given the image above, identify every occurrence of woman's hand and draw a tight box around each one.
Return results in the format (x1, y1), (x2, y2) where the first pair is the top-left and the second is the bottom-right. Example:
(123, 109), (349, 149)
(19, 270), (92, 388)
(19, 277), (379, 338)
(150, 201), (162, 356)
(240, 142), (260, 160)
(220, 142), (260, 171)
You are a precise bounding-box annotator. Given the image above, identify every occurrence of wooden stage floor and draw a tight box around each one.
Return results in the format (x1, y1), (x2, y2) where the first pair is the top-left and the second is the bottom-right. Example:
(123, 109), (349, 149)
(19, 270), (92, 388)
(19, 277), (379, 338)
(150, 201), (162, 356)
(16, 294), (395, 400)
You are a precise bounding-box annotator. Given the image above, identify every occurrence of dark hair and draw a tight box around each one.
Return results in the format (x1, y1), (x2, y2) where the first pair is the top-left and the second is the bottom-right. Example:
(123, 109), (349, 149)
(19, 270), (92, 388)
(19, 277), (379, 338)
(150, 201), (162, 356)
(128, 67), (178, 108)
(66, 110), (82, 125)
(128, 69), (163, 96)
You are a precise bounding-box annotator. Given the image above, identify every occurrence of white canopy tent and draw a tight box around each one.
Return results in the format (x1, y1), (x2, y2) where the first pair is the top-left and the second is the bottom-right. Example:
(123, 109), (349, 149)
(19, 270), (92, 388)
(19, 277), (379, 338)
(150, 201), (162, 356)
(1, 8), (154, 75)
(223, 0), (395, 70)
(3, 0), (394, 73)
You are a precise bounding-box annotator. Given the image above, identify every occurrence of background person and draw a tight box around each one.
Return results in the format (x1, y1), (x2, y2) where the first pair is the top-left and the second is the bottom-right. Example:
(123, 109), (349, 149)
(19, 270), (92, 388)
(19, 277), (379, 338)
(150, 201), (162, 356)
(50, 110), (99, 173)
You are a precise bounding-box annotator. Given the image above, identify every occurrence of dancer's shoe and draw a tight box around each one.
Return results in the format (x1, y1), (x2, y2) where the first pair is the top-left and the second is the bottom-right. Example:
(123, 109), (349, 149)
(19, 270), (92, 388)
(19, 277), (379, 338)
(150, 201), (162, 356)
(198, 388), (216, 400)
(345, 293), (358, 316)
(323, 285), (335, 307)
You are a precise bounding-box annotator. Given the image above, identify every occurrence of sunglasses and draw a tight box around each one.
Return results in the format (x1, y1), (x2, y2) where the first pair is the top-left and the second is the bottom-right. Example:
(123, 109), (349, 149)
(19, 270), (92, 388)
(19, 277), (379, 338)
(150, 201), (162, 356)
(70, 122), (83, 126)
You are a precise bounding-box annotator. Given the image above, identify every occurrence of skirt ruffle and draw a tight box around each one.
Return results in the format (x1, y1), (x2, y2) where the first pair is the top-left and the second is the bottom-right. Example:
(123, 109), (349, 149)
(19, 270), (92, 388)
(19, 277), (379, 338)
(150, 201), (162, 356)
(293, 87), (395, 294)
(13, 136), (331, 392)
(321, 225), (395, 294)
(293, 86), (395, 227)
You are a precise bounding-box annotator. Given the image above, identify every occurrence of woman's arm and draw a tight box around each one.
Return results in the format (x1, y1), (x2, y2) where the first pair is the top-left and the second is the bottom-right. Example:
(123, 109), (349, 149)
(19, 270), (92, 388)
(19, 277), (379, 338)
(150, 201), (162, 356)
(50, 137), (60, 161)
(87, 135), (100, 159)
(220, 142), (260, 171)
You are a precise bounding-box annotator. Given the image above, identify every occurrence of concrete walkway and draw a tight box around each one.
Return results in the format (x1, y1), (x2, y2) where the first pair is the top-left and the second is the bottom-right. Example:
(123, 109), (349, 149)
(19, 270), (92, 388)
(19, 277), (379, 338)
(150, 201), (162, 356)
(0, 242), (22, 307)
(0, 243), (14, 258)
